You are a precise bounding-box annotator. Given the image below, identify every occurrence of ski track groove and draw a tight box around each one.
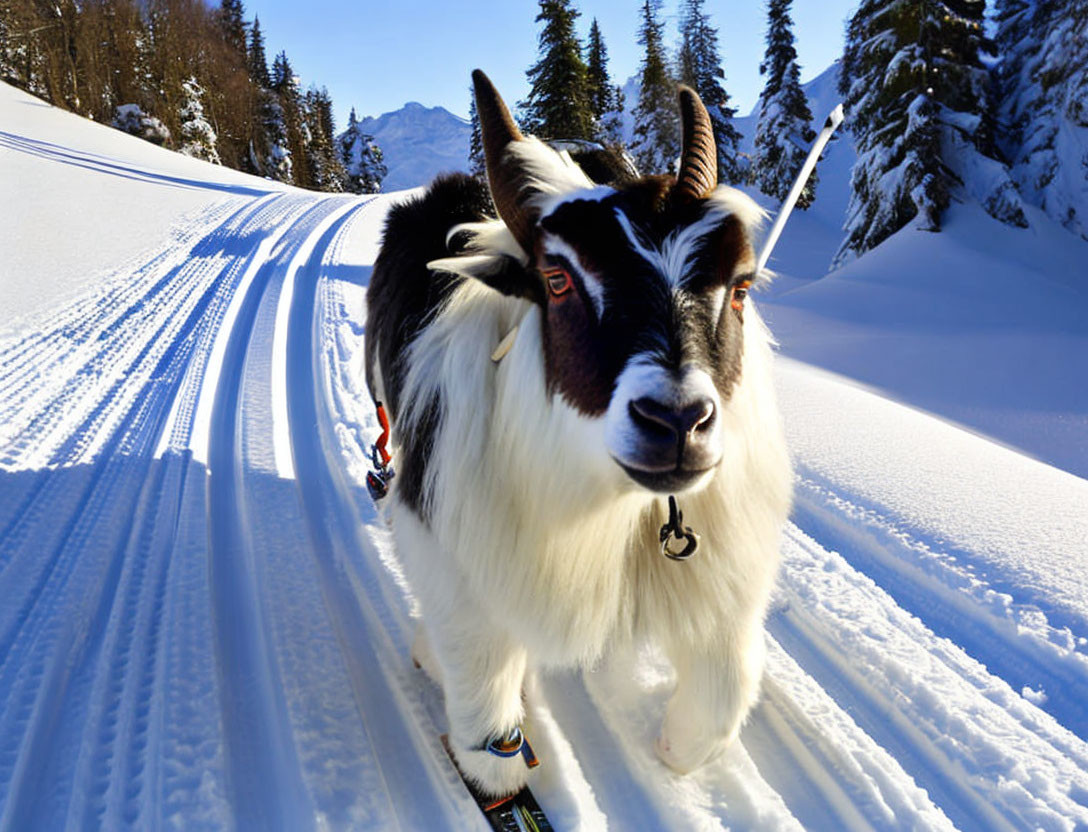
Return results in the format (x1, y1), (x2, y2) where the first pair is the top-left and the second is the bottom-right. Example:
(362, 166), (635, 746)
(0, 190), (303, 827)
(768, 602), (1017, 832)
(0, 358), (177, 828)
(205, 195), (334, 831)
(0, 196), (289, 671)
(771, 522), (1088, 830)
(0, 196), (261, 469)
(743, 679), (881, 832)
(0, 227), (265, 822)
(537, 672), (675, 830)
(0, 194), (281, 568)
(284, 200), (485, 831)
(792, 472), (1088, 741)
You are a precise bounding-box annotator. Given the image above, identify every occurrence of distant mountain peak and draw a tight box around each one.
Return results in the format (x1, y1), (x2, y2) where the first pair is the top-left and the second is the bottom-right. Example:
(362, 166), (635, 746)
(346, 100), (472, 192)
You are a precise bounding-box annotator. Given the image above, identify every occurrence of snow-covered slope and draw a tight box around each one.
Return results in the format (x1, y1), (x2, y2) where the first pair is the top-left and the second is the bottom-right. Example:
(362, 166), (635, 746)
(354, 101), (471, 192)
(730, 63), (1088, 480)
(3, 80), (1088, 830)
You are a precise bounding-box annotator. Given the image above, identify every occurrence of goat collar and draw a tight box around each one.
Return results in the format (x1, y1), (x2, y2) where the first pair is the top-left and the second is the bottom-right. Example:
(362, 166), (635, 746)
(660, 495), (699, 560)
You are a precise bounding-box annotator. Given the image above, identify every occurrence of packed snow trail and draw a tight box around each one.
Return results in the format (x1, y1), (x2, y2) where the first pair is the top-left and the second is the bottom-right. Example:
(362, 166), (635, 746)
(4, 86), (1088, 830)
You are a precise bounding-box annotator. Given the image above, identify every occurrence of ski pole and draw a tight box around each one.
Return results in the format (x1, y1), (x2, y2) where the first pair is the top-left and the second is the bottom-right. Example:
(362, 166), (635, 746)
(756, 103), (844, 274)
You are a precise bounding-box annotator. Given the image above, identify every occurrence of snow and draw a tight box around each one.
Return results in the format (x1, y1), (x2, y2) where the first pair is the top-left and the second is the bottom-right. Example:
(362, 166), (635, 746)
(3, 76), (1088, 830)
(0, 82), (283, 331)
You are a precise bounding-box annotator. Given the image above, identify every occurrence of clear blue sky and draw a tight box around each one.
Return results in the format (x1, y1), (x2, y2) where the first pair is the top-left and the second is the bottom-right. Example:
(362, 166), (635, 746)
(246, 1), (859, 129)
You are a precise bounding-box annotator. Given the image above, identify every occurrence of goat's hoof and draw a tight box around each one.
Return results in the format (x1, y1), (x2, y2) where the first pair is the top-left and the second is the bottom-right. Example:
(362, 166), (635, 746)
(655, 721), (732, 774)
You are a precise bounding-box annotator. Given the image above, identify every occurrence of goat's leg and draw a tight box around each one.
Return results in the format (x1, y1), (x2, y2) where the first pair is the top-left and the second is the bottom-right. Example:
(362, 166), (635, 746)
(425, 616), (530, 798)
(390, 505), (530, 795)
(655, 624), (765, 773)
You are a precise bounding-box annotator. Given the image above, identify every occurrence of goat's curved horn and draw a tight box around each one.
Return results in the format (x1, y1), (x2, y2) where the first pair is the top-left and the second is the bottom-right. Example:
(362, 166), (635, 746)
(674, 85), (718, 202)
(472, 69), (535, 255)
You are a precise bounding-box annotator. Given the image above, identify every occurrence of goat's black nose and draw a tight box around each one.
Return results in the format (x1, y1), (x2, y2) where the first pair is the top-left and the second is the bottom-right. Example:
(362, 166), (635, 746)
(620, 394), (722, 490)
(629, 396), (716, 445)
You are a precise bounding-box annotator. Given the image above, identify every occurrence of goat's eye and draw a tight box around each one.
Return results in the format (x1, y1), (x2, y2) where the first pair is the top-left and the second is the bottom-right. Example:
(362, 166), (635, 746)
(730, 282), (750, 312)
(542, 266), (573, 298)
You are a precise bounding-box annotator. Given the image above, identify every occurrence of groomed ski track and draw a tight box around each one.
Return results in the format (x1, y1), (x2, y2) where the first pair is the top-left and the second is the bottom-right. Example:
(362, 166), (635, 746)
(3, 170), (1088, 828)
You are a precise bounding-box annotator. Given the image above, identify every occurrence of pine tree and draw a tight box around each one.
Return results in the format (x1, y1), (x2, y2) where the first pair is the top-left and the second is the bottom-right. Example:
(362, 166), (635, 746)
(253, 88), (291, 181)
(631, 0), (678, 175)
(247, 16), (270, 89)
(178, 76), (221, 163)
(752, 0), (817, 207)
(303, 86), (347, 192)
(0, 0), (15, 86)
(249, 31), (289, 183)
(995, 0), (1088, 240)
(676, 0), (743, 183)
(269, 50), (304, 180)
(835, 0), (1027, 264)
(218, 0), (247, 58)
(113, 103), (172, 145)
(340, 107), (387, 193)
(468, 87), (485, 178)
(0, 0), (30, 90)
(584, 18), (625, 147)
(519, 0), (595, 139)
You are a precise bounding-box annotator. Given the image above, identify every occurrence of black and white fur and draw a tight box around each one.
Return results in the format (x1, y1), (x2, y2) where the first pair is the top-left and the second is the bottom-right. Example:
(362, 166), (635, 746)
(365, 73), (792, 798)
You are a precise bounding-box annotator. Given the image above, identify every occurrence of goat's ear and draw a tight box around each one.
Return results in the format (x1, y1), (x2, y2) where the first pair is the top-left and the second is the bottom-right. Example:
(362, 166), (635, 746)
(427, 253), (546, 305)
(472, 70), (538, 256)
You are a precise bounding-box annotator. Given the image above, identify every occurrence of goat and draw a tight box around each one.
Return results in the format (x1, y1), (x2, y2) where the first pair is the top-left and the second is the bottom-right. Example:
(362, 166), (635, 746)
(365, 70), (792, 799)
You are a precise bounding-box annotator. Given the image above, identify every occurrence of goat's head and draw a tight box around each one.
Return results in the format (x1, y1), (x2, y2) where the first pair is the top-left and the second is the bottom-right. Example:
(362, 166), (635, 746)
(444, 71), (764, 495)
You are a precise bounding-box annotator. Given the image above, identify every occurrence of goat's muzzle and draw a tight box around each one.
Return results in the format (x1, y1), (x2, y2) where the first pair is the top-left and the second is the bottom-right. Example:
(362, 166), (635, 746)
(619, 392), (721, 492)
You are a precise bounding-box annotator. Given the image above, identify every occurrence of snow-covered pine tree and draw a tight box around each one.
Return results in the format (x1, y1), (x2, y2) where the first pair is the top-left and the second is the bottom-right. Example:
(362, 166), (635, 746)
(585, 18), (625, 147)
(995, 0), (1088, 240)
(676, 0), (743, 183)
(752, 0), (817, 208)
(254, 89), (291, 181)
(339, 107), (387, 194)
(178, 76), (221, 164)
(631, 0), (678, 175)
(303, 86), (347, 192)
(112, 103), (171, 145)
(468, 88), (485, 178)
(271, 50), (309, 186)
(0, 0), (15, 87)
(519, 0), (595, 139)
(0, 0), (46, 96)
(835, 0), (1027, 265)
(249, 25), (290, 182)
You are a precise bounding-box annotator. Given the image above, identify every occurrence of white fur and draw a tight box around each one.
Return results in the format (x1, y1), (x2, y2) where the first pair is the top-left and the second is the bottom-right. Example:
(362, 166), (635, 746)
(705, 185), (768, 240)
(615, 186), (767, 287)
(706, 185), (767, 280)
(504, 137), (596, 202)
(378, 191), (792, 797)
(427, 218), (526, 280)
(534, 184), (615, 219)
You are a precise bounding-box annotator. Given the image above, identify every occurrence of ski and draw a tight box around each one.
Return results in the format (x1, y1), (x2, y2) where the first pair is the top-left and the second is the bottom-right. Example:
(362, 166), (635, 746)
(469, 783), (553, 832)
(442, 735), (555, 832)
(756, 102), (845, 274)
